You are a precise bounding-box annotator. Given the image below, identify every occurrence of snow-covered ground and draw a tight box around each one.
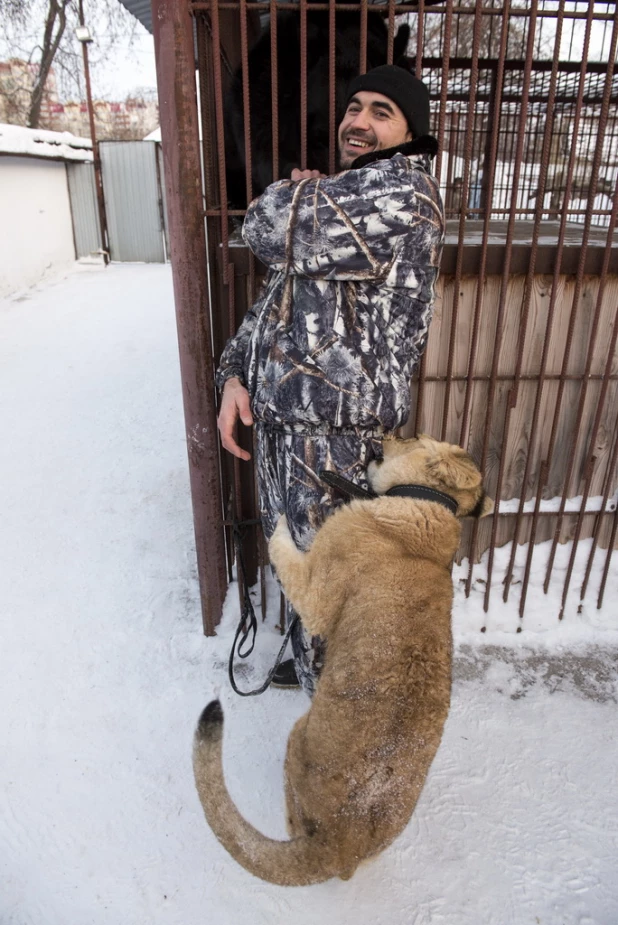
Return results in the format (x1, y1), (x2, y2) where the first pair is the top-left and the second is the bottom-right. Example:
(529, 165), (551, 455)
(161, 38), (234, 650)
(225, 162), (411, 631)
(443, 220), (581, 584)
(1, 264), (617, 925)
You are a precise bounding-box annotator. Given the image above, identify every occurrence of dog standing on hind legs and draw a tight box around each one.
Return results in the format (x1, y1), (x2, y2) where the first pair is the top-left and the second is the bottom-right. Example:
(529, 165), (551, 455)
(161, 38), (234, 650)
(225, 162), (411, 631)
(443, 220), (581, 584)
(193, 435), (493, 886)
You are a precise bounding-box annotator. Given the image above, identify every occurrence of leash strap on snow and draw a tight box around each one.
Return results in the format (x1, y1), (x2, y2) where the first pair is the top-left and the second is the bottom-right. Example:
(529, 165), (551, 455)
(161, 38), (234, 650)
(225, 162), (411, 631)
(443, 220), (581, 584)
(228, 519), (298, 697)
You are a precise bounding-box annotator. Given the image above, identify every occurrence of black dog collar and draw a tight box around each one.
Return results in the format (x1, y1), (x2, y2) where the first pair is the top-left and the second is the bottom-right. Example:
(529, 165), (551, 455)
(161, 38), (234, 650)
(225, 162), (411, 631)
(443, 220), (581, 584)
(320, 471), (459, 516)
(384, 484), (458, 516)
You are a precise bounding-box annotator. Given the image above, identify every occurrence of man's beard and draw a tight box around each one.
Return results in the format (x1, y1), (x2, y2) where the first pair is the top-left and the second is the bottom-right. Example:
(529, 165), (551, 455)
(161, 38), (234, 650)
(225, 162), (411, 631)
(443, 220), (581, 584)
(338, 130), (378, 168)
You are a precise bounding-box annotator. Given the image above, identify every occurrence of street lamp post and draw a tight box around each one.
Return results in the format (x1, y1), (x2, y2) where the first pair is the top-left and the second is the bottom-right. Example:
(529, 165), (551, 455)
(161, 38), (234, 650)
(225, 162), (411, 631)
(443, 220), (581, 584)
(76, 0), (109, 264)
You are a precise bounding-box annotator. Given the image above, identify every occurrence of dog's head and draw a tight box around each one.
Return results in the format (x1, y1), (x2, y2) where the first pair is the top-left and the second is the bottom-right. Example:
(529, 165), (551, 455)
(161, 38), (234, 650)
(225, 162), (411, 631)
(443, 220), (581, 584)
(367, 434), (494, 518)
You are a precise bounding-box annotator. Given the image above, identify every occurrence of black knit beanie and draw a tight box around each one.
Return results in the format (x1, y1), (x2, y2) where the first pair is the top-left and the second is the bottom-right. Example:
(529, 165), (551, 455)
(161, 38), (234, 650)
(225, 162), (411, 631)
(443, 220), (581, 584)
(346, 64), (430, 139)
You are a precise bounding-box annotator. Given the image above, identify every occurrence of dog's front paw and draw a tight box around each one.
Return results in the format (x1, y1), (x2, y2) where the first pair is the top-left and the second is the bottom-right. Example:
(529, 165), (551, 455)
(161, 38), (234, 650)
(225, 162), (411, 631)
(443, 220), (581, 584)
(273, 513), (290, 537)
(268, 515), (296, 567)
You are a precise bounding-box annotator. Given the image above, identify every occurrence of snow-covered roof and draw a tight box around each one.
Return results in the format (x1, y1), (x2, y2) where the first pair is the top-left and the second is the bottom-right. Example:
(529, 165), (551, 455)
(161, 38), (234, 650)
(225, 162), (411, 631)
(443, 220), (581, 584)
(143, 126), (161, 142)
(0, 123), (93, 162)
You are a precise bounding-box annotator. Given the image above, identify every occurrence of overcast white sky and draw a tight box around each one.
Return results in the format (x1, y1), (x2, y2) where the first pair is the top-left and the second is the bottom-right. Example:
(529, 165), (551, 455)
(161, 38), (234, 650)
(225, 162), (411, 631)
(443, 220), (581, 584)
(88, 21), (158, 100)
(0, 5), (158, 104)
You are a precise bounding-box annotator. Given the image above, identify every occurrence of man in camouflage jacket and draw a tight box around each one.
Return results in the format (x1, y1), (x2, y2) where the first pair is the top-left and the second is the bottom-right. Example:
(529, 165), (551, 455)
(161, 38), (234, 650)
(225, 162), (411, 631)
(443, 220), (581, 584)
(217, 65), (445, 696)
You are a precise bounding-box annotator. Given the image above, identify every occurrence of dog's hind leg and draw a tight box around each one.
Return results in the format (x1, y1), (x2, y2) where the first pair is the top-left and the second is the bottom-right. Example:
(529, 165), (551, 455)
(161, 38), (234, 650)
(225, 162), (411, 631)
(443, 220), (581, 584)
(284, 716), (315, 838)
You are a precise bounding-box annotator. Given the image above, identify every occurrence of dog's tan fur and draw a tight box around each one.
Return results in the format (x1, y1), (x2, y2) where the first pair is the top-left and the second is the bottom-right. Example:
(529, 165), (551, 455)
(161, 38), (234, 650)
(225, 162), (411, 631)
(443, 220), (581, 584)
(193, 435), (493, 886)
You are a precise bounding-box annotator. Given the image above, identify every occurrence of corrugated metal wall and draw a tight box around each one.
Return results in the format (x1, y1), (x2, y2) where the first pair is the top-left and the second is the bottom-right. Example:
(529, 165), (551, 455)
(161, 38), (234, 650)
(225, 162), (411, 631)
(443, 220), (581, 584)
(66, 162), (101, 258)
(99, 141), (165, 263)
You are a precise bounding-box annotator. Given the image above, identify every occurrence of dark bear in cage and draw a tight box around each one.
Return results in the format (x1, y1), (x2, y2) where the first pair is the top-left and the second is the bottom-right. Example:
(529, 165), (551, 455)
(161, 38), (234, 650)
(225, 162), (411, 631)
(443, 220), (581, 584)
(224, 9), (411, 209)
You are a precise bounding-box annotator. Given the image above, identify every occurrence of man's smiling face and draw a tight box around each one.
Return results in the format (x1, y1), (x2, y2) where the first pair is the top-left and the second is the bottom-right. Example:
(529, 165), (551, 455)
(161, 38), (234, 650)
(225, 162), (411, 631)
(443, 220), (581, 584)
(337, 90), (412, 169)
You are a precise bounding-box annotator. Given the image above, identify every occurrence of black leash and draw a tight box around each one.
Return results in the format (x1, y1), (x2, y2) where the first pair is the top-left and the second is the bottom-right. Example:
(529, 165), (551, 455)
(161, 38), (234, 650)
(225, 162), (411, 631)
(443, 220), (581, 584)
(319, 469), (377, 500)
(228, 518), (298, 697)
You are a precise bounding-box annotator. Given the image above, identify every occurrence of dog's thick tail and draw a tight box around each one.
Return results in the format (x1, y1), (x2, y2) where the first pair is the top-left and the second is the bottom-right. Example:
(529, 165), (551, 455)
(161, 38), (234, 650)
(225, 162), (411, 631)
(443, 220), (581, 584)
(193, 701), (339, 887)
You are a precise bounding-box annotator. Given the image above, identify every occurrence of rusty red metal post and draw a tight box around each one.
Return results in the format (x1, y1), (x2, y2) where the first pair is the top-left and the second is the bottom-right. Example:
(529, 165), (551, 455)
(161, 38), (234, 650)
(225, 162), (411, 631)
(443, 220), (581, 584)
(77, 0), (109, 263)
(151, 0), (228, 635)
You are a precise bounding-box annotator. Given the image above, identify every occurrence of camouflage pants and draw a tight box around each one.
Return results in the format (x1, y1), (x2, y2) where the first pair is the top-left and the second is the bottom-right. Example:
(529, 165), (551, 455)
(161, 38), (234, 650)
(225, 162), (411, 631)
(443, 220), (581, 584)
(256, 422), (384, 697)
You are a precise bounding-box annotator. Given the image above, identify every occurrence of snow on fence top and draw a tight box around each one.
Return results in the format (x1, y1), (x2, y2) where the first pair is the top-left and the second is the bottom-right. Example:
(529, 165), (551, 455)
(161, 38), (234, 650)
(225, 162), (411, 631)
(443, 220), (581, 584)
(0, 123), (93, 162)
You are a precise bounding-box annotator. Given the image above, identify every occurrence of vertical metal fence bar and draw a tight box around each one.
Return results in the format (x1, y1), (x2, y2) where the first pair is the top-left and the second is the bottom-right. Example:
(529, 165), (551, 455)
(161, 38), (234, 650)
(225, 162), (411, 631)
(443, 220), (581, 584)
(359, 0), (368, 77)
(300, 0), (308, 170)
(557, 181), (618, 615)
(543, 6), (618, 594)
(151, 0), (227, 634)
(387, 0), (395, 66)
(459, 3), (510, 453)
(520, 70), (537, 219)
(270, 0), (279, 182)
(440, 0), (484, 445)
(416, 0), (424, 78)
(517, 1), (597, 618)
(195, 13), (235, 585)
(460, 2), (538, 610)
(501, 0), (566, 604)
(239, 0), (257, 303)
(196, 18), (216, 211)
(415, 3), (454, 439)
(581, 461), (618, 604)
(453, 0), (460, 55)
(414, 1), (451, 438)
(580, 311), (618, 602)
(444, 108), (457, 214)
(597, 502), (618, 611)
(413, 354), (428, 437)
(480, 0), (538, 616)
(209, 0), (230, 284)
(477, 63), (497, 218)
(240, 0), (254, 207)
(329, 0), (336, 176)
(434, 0), (453, 185)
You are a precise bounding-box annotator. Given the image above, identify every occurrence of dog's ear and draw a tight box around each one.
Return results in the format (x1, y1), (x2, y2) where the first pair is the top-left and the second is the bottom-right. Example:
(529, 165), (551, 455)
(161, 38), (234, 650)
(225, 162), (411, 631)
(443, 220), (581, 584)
(427, 447), (481, 491)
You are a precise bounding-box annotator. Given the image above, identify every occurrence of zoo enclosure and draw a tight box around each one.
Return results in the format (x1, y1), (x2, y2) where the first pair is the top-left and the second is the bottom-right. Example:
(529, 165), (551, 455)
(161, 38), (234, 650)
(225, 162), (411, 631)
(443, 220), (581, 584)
(151, 0), (618, 634)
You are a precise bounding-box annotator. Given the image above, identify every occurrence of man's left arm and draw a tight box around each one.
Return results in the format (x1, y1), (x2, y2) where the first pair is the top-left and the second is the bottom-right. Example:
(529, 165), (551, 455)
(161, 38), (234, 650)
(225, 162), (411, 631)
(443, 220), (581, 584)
(242, 165), (444, 282)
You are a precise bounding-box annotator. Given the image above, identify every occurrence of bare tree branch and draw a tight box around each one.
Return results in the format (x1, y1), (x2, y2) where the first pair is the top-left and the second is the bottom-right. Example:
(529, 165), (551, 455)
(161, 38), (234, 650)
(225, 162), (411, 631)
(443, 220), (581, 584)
(1, 0), (146, 129)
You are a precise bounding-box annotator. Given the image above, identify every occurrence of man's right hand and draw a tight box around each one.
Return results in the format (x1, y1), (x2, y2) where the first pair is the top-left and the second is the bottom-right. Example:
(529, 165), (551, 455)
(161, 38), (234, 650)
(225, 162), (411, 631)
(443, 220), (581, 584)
(218, 377), (254, 461)
(291, 168), (327, 181)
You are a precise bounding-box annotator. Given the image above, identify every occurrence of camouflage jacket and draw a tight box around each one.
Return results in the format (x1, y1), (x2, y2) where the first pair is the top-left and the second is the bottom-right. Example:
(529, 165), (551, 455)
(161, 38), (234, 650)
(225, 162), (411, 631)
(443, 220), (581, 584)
(216, 136), (445, 433)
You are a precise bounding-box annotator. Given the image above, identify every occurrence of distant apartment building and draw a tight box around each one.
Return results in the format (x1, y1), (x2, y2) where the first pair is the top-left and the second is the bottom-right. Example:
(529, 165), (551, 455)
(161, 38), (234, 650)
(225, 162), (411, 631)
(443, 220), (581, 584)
(51, 97), (159, 140)
(0, 58), (158, 140)
(0, 58), (60, 126)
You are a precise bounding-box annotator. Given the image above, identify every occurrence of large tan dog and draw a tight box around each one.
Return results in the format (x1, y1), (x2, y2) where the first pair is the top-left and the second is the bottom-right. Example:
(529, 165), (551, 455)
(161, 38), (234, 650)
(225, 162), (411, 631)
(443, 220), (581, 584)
(193, 435), (493, 886)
